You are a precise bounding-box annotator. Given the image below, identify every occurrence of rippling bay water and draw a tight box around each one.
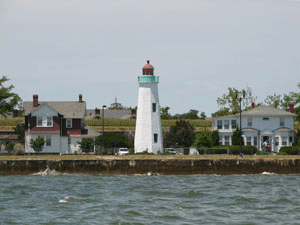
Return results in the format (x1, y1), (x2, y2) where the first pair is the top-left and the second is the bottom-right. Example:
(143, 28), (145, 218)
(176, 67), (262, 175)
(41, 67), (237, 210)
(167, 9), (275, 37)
(1, 173), (300, 224)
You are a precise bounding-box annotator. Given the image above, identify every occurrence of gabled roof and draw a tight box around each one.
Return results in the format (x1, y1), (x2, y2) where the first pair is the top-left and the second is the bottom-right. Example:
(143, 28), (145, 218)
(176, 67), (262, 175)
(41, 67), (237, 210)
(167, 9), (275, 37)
(23, 101), (86, 118)
(236, 106), (296, 117)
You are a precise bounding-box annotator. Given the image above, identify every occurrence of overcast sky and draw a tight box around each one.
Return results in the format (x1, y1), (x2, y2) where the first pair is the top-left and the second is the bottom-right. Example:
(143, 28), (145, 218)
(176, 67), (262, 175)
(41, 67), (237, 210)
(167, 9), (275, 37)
(1, 0), (300, 116)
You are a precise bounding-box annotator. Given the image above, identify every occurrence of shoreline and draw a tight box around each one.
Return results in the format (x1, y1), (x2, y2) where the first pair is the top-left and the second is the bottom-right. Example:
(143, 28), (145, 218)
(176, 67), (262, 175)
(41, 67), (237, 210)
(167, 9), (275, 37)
(1, 158), (300, 175)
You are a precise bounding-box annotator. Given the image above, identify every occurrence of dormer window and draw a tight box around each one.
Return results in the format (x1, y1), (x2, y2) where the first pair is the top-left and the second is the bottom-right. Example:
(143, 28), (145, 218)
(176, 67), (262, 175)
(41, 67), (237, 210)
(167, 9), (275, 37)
(66, 119), (72, 128)
(37, 116), (53, 127)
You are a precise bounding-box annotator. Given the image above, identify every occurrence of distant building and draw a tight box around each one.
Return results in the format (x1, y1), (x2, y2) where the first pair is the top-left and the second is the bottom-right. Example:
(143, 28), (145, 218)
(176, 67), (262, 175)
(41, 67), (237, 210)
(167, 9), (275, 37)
(86, 97), (136, 120)
(212, 104), (296, 152)
(23, 94), (99, 154)
(134, 60), (163, 154)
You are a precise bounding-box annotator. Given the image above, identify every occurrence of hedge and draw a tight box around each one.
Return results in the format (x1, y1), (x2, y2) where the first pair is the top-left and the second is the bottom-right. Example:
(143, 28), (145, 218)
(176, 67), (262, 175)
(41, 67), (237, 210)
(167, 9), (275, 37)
(85, 119), (212, 128)
(197, 145), (257, 155)
(279, 146), (300, 155)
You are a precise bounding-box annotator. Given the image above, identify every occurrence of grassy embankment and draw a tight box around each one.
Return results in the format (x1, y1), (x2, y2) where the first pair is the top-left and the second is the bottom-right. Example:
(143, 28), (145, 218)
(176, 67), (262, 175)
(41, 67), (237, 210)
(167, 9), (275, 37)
(1, 154), (300, 161)
(0, 118), (213, 132)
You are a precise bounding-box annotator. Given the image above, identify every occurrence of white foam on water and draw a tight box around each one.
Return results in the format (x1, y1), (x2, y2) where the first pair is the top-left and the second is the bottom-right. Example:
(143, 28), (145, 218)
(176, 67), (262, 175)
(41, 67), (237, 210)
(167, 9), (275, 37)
(31, 166), (67, 176)
(261, 172), (277, 175)
(59, 199), (67, 203)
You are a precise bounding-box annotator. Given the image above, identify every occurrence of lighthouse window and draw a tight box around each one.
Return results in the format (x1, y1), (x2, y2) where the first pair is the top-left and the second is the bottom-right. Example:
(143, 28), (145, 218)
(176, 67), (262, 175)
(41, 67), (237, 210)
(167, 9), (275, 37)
(152, 103), (156, 113)
(154, 134), (158, 143)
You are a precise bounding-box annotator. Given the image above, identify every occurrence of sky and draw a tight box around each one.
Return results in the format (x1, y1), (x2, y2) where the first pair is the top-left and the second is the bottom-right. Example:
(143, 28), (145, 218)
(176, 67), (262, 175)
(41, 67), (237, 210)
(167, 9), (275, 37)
(1, 0), (300, 116)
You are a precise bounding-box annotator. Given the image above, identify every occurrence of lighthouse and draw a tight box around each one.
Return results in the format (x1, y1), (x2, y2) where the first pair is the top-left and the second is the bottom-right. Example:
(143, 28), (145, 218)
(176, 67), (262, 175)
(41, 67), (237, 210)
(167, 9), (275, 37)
(134, 60), (163, 154)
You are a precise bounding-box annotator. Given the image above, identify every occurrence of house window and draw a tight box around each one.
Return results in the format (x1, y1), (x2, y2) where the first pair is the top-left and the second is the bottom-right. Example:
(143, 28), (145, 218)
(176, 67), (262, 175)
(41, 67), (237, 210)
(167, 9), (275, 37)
(154, 133), (158, 143)
(37, 116), (53, 127)
(280, 118), (284, 127)
(66, 119), (72, 128)
(254, 136), (257, 146)
(46, 136), (51, 146)
(47, 117), (52, 126)
(247, 118), (252, 126)
(224, 120), (229, 129)
(263, 117), (269, 121)
(217, 120), (222, 129)
(246, 136), (251, 146)
(152, 103), (156, 113)
(282, 137), (287, 146)
(232, 120), (236, 129)
(37, 117), (43, 127)
(224, 136), (230, 146)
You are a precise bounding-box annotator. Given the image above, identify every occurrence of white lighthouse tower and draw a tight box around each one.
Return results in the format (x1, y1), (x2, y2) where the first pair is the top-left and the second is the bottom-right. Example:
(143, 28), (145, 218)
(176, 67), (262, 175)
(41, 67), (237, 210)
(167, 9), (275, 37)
(134, 60), (163, 154)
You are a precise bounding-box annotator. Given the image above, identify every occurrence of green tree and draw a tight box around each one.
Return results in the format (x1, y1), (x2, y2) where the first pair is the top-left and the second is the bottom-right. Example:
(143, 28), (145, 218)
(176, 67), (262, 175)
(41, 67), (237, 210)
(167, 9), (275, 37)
(5, 141), (15, 155)
(0, 76), (22, 117)
(200, 112), (207, 120)
(232, 127), (244, 146)
(30, 136), (45, 152)
(193, 130), (213, 148)
(95, 132), (132, 148)
(164, 120), (195, 147)
(181, 109), (199, 119)
(14, 123), (25, 143)
(264, 93), (282, 109)
(211, 130), (220, 146)
(160, 106), (172, 120)
(79, 138), (94, 153)
(193, 130), (219, 148)
(294, 129), (300, 146)
(216, 87), (257, 115)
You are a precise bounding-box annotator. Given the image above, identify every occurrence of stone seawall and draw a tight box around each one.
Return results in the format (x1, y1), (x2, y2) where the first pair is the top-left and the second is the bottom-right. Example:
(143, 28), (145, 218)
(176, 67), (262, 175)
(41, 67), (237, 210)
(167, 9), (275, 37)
(1, 159), (300, 175)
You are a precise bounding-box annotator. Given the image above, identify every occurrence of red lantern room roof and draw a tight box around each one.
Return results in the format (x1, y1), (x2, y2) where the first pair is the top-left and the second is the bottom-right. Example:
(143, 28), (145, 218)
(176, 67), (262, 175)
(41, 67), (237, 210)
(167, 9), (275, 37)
(143, 60), (154, 69)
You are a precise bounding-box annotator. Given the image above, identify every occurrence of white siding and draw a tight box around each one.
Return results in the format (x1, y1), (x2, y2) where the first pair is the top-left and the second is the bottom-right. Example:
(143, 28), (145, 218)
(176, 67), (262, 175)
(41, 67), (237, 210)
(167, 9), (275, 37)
(135, 82), (163, 154)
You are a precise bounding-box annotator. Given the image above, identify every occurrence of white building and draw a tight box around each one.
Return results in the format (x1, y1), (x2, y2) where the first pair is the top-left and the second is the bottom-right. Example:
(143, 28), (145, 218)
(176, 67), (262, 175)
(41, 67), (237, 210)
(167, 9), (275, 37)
(134, 60), (163, 154)
(212, 105), (296, 152)
(24, 94), (99, 154)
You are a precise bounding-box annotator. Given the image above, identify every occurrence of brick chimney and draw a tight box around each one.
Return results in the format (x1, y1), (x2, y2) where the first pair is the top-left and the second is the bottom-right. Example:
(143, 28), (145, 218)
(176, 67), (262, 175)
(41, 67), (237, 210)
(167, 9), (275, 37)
(33, 94), (39, 107)
(289, 102), (294, 113)
(251, 102), (255, 109)
(79, 94), (83, 103)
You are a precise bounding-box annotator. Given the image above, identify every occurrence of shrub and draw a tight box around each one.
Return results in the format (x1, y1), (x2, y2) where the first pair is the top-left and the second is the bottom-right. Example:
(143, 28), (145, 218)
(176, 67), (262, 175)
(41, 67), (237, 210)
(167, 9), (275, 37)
(30, 136), (45, 152)
(79, 138), (94, 153)
(276, 151), (288, 155)
(256, 151), (269, 155)
(197, 145), (257, 155)
(5, 141), (15, 154)
(279, 146), (300, 155)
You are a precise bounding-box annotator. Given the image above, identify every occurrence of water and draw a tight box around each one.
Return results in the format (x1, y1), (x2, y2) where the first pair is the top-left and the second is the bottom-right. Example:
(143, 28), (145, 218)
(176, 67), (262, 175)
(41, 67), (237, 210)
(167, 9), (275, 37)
(1, 173), (300, 224)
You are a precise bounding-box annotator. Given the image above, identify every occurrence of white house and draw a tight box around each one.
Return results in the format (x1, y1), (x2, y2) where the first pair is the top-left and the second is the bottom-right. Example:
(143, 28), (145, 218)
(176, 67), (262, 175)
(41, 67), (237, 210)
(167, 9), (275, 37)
(24, 94), (99, 154)
(212, 105), (296, 152)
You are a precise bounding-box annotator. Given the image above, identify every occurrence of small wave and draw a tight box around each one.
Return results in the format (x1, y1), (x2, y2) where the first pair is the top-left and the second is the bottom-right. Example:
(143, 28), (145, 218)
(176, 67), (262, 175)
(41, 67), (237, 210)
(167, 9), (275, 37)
(59, 196), (71, 203)
(261, 172), (277, 175)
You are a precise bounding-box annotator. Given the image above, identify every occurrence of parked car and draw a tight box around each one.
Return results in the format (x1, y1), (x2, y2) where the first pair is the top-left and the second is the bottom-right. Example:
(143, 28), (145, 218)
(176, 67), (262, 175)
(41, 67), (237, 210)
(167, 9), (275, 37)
(118, 148), (129, 156)
(165, 148), (177, 155)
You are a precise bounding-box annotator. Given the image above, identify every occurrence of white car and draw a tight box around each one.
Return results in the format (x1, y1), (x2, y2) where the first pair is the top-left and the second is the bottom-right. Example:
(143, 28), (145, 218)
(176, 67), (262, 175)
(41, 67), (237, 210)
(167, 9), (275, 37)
(118, 148), (129, 156)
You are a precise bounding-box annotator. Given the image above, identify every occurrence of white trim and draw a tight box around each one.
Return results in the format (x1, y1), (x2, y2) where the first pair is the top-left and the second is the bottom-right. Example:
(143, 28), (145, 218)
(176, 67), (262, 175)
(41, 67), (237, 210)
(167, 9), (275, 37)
(36, 116), (53, 127)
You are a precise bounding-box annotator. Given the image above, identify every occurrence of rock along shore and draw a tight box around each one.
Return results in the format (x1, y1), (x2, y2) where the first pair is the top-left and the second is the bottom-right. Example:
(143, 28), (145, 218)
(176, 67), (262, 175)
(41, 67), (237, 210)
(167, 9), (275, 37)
(1, 159), (300, 175)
